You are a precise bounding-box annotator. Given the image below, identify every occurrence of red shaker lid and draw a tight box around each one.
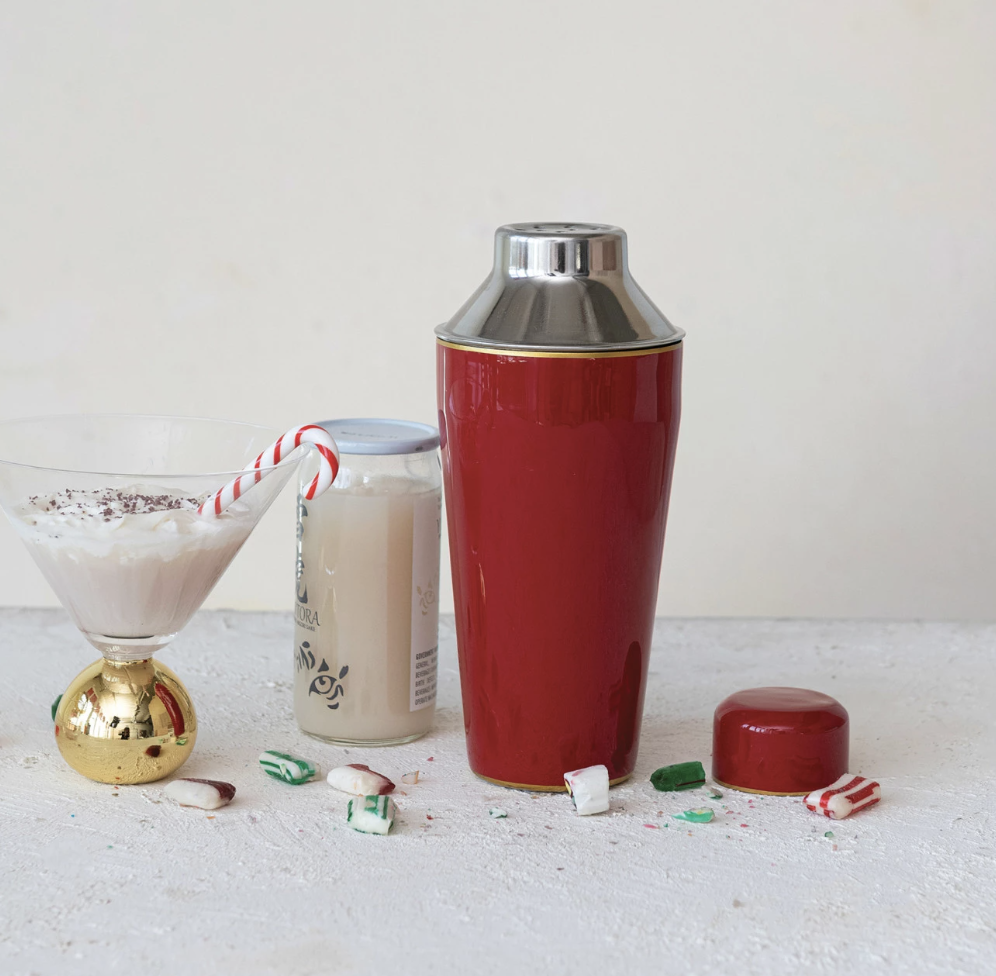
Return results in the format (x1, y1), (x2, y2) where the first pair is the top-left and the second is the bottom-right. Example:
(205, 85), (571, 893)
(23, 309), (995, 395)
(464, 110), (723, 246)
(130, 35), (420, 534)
(712, 687), (849, 795)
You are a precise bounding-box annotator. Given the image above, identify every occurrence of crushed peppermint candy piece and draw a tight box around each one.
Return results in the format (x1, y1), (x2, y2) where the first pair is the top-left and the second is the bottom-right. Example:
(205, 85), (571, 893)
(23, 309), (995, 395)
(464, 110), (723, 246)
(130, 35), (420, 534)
(805, 774), (881, 820)
(672, 807), (714, 823)
(327, 763), (395, 796)
(346, 795), (397, 835)
(164, 778), (236, 810)
(489, 808), (508, 819)
(650, 761), (706, 792)
(401, 771), (420, 785)
(259, 750), (319, 785)
(564, 764), (610, 816)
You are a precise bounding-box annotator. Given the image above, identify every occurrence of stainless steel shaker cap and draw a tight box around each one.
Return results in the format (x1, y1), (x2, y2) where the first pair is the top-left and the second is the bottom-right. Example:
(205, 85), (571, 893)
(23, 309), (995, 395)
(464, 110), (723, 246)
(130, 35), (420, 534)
(435, 222), (684, 353)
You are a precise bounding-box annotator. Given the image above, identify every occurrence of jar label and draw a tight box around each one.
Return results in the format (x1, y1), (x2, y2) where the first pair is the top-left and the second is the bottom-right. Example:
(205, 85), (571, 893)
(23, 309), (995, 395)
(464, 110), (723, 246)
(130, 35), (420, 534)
(410, 490), (440, 711)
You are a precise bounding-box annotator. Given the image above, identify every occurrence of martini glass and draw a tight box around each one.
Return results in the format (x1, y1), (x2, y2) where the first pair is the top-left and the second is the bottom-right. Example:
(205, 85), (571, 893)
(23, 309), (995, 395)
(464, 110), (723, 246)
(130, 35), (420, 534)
(0, 414), (303, 784)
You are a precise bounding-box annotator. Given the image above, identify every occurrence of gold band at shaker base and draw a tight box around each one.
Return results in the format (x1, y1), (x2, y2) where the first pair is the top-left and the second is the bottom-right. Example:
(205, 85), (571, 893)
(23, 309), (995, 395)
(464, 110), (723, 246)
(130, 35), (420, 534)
(477, 772), (633, 792)
(437, 339), (683, 360)
(711, 777), (812, 797)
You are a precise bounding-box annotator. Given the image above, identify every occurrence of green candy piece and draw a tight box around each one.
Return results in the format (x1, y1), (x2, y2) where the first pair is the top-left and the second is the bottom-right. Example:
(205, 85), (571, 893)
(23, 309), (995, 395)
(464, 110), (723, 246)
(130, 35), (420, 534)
(51, 694), (63, 721)
(673, 807), (714, 824)
(347, 795), (396, 834)
(650, 761), (706, 792)
(259, 749), (319, 785)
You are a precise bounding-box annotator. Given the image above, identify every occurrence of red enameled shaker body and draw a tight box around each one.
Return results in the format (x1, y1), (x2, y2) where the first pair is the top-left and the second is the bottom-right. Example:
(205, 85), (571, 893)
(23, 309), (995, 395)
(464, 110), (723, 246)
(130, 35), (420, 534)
(436, 224), (684, 789)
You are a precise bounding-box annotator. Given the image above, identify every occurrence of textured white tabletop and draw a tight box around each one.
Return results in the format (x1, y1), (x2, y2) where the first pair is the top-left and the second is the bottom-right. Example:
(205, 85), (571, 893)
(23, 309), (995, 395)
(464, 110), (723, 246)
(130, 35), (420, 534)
(1, 610), (994, 976)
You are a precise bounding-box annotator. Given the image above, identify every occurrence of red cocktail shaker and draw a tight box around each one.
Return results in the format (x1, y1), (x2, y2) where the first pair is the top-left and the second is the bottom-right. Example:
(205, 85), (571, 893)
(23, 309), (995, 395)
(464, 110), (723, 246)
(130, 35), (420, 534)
(436, 223), (683, 790)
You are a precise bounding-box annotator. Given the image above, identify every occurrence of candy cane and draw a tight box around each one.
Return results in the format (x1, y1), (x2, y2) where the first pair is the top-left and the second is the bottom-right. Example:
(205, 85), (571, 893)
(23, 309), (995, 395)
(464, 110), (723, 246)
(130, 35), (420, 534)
(198, 424), (340, 517)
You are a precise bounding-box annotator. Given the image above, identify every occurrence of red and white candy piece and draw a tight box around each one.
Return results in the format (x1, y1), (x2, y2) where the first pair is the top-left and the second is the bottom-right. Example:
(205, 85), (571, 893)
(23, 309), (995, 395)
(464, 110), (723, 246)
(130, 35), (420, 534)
(805, 774), (881, 820)
(327, 763), (396, 796)
(198, 424), (340, 517)
(164, 778), (236, 810)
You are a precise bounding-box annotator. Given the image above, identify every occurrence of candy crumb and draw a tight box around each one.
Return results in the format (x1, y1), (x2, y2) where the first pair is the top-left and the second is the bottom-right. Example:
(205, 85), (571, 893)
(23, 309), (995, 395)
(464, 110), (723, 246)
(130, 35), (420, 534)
(489, 808), (508, 819)
(824, 830), (835, 839)
(401, 771), (420, 785)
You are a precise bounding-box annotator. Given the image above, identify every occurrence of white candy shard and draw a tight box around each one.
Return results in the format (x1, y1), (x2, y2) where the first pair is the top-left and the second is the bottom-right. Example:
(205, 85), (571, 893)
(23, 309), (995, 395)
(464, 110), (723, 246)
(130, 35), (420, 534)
(346, 794), (397, 834)
(489, 808), (508, 819)
(401, 771), (420, 785)
(805, 774), (881, 820)
(164, 778), (236, 810)
(564, 764), (610, 816)
(327, 763), (395, 796)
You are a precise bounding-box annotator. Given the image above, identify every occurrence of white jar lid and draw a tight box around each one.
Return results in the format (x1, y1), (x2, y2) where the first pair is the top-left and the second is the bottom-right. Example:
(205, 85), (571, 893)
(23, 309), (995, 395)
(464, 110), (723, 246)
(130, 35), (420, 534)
(317, 418), (440, 456)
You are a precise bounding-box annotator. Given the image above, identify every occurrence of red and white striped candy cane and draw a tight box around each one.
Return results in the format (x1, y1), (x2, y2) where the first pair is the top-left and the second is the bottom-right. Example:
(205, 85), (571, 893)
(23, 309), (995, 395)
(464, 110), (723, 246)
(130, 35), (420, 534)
(198, 424), (340, 517)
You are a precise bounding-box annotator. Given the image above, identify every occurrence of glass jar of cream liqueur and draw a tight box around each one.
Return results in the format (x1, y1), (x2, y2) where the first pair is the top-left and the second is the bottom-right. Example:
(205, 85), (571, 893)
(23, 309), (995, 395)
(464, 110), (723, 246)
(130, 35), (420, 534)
(293, 419), (441, 745)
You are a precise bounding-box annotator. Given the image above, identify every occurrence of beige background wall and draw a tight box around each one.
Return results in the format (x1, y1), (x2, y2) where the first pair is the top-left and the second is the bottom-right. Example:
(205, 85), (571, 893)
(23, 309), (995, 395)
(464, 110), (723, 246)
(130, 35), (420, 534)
(1, 1), (993, 619)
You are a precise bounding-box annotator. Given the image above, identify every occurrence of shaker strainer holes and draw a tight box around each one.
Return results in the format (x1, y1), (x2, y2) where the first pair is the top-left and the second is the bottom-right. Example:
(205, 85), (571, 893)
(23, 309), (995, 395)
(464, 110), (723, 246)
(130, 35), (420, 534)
(524, 223), (614, 234)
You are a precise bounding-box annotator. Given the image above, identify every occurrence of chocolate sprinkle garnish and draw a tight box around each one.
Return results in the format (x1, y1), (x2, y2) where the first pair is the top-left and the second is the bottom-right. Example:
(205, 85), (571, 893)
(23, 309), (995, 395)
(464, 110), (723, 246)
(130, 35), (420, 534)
(28, 487), (205, 521)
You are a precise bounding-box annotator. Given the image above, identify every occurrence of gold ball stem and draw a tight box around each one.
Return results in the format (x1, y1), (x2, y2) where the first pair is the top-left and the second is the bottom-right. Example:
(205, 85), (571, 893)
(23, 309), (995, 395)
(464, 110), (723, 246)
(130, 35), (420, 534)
(54, 657), (197, 784)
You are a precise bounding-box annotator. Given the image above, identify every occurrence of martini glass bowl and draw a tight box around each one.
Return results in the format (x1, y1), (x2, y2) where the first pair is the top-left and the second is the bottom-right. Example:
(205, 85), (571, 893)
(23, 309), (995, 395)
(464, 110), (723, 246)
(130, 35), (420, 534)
(0, 414), (302, 784)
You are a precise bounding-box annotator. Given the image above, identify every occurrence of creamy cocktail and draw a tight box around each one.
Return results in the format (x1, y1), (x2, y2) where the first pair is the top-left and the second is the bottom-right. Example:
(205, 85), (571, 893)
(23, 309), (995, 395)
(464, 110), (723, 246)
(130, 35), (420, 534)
(15, 485), (256, 651)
